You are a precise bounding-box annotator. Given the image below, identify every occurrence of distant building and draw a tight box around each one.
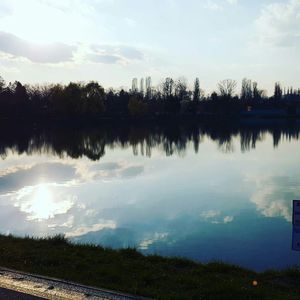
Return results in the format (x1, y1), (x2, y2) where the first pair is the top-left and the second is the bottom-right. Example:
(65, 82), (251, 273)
(145, 76), (152, 98)
(131, 76), (151, 97)
(132, 78), (138, 92)
(140, 78), (144, 95)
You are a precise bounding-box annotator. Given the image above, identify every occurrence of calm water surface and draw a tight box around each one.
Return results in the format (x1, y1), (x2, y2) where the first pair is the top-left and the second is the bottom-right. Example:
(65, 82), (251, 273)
(0, 123), (300, 271)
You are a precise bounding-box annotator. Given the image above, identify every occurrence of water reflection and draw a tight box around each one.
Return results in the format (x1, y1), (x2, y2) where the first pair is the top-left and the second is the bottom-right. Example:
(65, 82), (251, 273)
(0, 162), (77, 194)
(15, 183), (73, 220)
(0, 121), (300, 160)
(0, 121), (300, 271)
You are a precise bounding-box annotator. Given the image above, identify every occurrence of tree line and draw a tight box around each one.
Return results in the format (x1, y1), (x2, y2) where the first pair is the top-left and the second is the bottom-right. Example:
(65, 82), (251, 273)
(0, 122), (299, 160)
(0, 75), (300, 120)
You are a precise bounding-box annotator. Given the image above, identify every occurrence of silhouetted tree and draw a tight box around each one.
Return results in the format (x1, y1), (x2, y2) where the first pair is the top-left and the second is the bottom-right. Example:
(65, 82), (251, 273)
(0, 76), (5, 91)
(83, 82), (106, 116)
(174, 77), (188, 102)
(211, 92), (218, 101)
(218, 79), (237, 99)
(274, 82), (282, 101)
(163, 78), (174, 99)
(252, 82), (264, 102)
(11, 81), (28, 116)
(193, 78), (200, 102)
(241, 78), (252, 102)
(0, 74), (299, 120)
(128, 96), (147, 117)
(49, 84), (67, 116)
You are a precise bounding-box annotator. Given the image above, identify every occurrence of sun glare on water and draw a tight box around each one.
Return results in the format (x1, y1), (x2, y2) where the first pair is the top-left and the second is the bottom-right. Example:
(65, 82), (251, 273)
(30, 184), (56, 220)
(20, 183), (72, 221)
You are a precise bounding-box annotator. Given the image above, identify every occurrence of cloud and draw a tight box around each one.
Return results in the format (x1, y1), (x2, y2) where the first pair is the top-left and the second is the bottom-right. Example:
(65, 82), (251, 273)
(91, 162), (144, 180)
(121, 166), (144, 178)
(139, 232), (169, 250)
(88, 44), (144, 64)
(201, 210), (220, 219)
(223, 216), (234, 223)
(249, 175), (298, 222)
(118, 46), (143, 60)
(200, 210), (234, 224)
(255, 0), (300, 48)
(0, 31), (76, 63)
(88, 53), (121, 64)
(65, 220), (116, 237)
(90, 162), (122, 171)
(0, 163), (77, 194)
(13, 184), (74, 221)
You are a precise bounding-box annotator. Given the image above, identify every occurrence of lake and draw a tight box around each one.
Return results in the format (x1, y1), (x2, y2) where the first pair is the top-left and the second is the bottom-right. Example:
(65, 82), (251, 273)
(1, 121), (300, 271)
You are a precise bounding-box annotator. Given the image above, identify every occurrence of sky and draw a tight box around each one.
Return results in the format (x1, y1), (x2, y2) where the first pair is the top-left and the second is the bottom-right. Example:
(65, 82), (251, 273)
(0, 0), (299, 94)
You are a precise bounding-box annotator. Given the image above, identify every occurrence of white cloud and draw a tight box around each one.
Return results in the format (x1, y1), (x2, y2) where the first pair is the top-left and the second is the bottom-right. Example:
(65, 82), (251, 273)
(251, 185), (291, 221)
(65, 220), (116, 237)
(59, 215), (75, 228)
(138, 232), (169, 250)
(255, 0), (300, 48)
(248, 174), (297, 222)
(224, 216), (234, 223)
(88, 44), (144, 65)
(201, 210), (221, 219)
(91, 162), (144, 180)
(0, 162), (77, 194)
(0, 30), (144, 67)
(13, 184), (74, 221)
(201, 210), (234, 224)
(0, 31), (76, 63)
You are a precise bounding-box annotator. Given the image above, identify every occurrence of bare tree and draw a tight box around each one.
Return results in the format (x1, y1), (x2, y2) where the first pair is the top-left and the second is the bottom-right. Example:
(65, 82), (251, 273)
(174, 77), (188, 101)
(218, 79), (237, 98)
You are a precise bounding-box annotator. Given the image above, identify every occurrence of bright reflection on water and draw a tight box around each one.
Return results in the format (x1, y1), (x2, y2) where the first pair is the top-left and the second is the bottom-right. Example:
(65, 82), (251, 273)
(15, 183), (73, 221)
(0, 123), (300, 271)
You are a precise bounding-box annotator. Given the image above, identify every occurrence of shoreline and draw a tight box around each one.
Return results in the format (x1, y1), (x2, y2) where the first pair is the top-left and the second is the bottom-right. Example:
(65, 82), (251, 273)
(0, 234), (299, 299)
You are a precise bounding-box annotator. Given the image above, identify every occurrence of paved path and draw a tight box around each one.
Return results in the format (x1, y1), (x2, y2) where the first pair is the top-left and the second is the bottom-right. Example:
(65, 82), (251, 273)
(0, 267), (150, 299)
(0, 287), (44, 299)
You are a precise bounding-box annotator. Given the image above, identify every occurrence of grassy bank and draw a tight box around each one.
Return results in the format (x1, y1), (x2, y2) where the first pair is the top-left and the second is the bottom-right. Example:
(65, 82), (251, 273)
(0, 235), (299, 299)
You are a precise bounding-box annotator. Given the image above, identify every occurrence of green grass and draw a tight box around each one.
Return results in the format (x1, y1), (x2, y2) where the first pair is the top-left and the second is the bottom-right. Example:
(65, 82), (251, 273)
(0, 234), (299, 299)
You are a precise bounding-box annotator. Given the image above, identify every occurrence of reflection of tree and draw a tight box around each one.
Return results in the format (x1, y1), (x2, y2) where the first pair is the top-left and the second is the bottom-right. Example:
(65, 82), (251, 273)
(0, 122), (300, 161)
(240, 130), (265, 152)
